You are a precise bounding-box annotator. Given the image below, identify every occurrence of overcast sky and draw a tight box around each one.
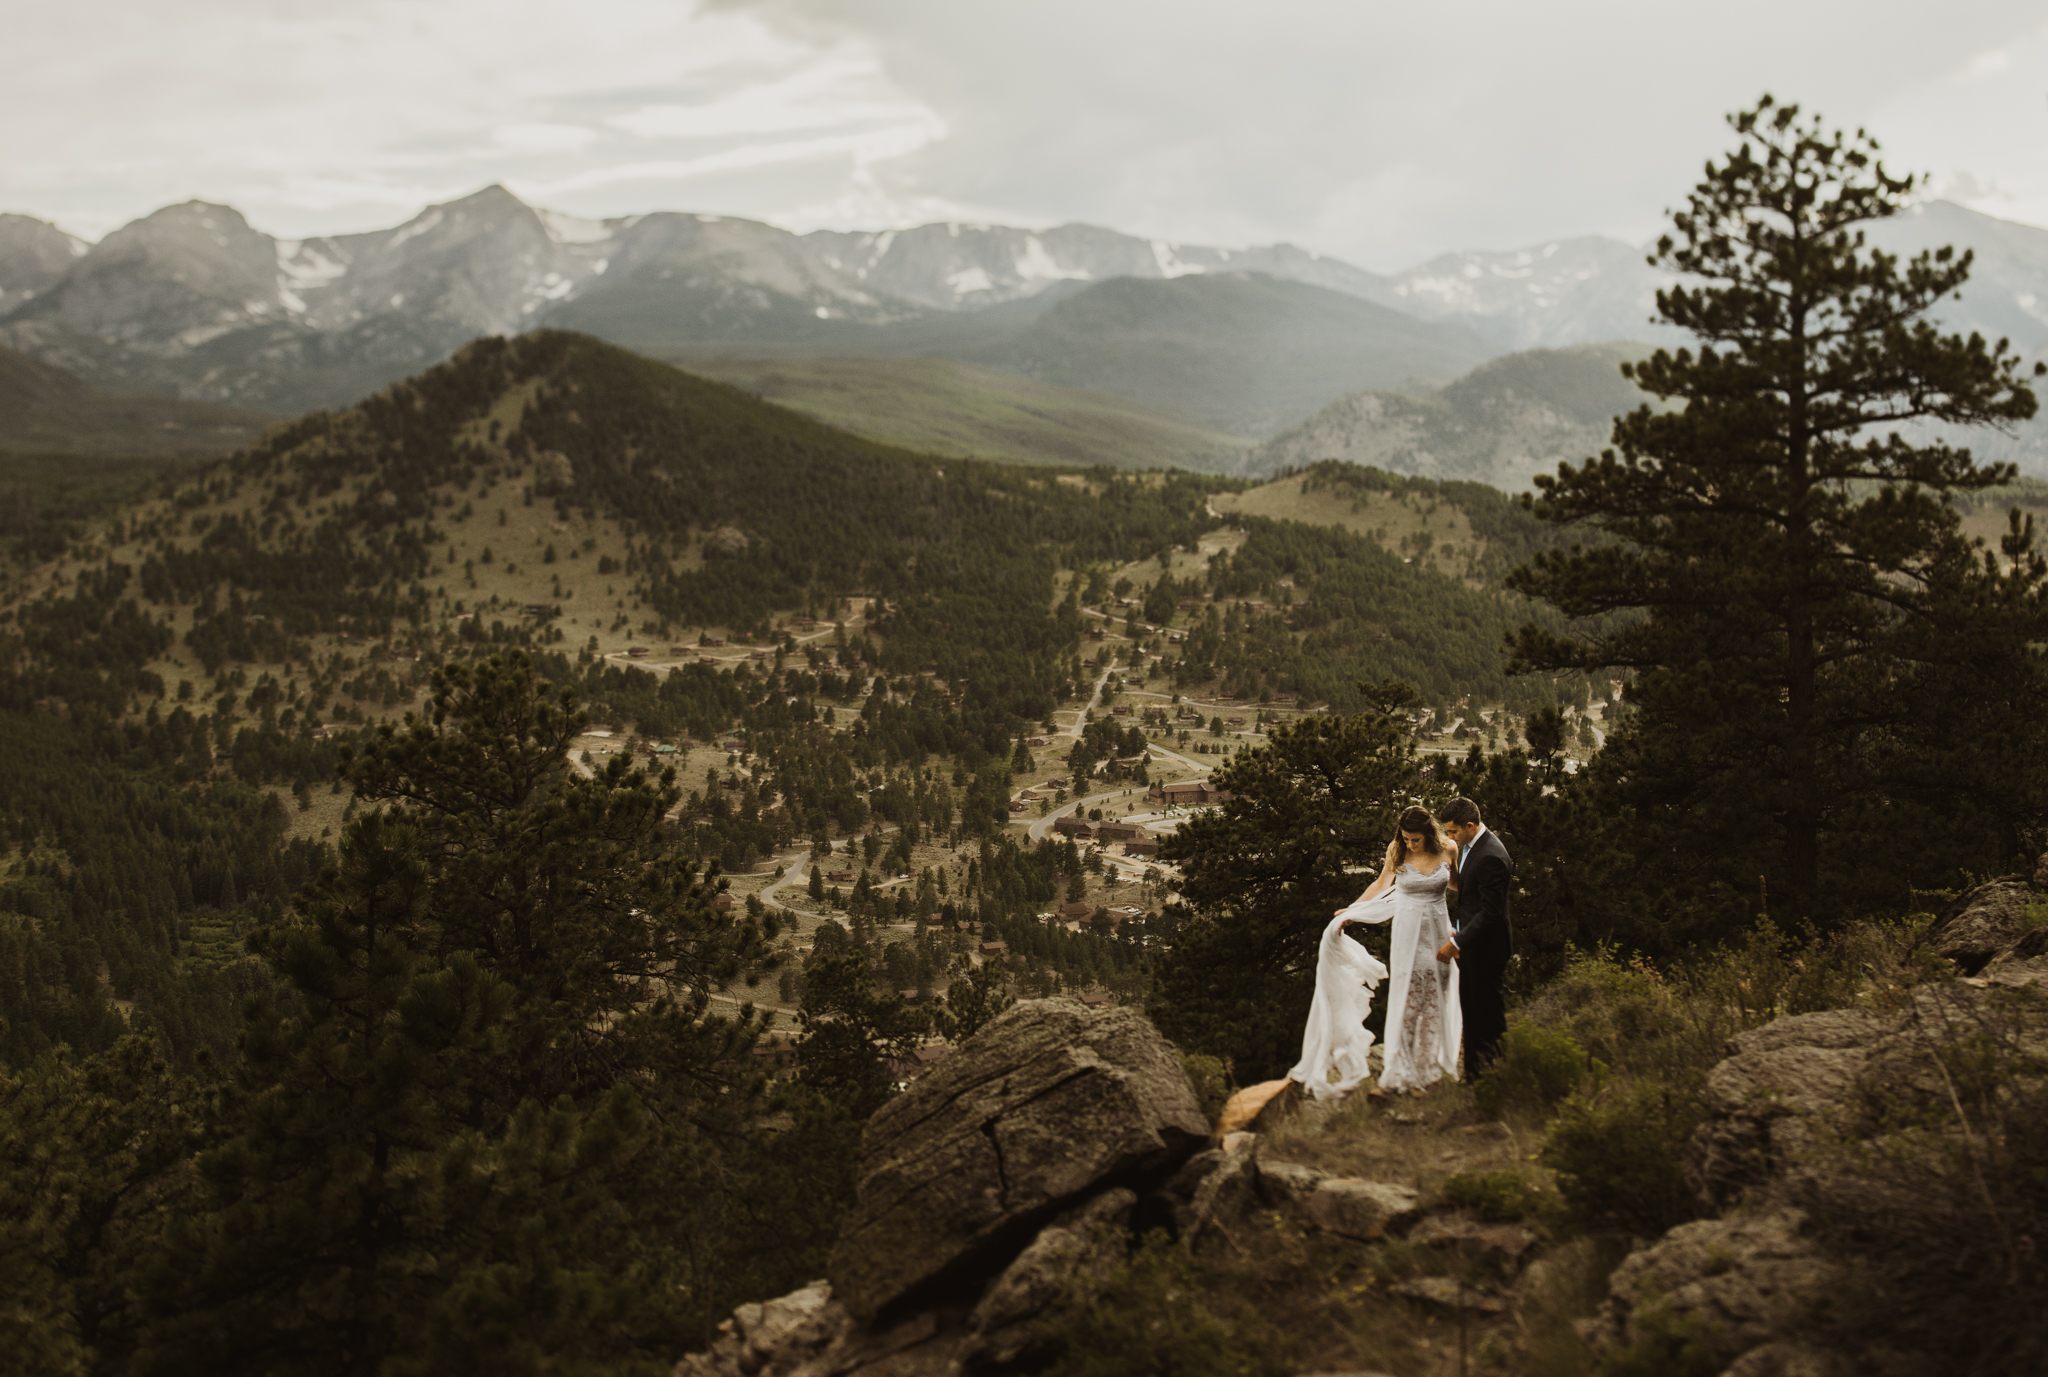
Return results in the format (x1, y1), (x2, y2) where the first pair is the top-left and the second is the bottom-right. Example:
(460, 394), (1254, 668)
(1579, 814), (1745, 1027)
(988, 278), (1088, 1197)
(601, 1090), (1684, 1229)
(6, 0), (2047, 271)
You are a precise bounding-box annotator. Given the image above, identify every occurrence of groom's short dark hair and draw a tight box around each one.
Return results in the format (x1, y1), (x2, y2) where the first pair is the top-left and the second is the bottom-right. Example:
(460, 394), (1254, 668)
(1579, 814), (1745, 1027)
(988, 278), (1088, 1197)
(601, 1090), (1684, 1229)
(1439, 797), (1482, 827)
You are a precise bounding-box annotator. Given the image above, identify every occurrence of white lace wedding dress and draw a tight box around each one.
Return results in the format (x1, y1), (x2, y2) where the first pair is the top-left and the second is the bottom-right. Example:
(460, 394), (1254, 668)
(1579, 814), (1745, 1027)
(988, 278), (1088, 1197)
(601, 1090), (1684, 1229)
(1334, 861), (1462, 1092)
(1287, 911), (1390, 1100)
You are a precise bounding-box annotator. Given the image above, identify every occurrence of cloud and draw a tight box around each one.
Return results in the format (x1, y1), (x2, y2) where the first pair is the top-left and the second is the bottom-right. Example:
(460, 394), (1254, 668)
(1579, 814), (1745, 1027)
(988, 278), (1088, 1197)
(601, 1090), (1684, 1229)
(2, 0), (2045, 269)
(1873, 20), (2048, 231)
(0, 0), (925, 238)
(715, 0), (2048, 268)
(493, 124), (602, 155)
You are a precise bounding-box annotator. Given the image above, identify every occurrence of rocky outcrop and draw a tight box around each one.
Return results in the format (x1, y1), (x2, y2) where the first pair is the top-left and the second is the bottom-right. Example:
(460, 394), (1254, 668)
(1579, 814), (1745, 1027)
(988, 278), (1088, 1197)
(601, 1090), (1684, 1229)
(1404, 1214), (1536, 1276)
(1686, 1008), (1888, 1210)
(957, 1188), (1135, 1370)
(826, 998), (1209, 1323)
(676, 996), (1524, 1377)
(1919, 877), (2048, 974)
(1590, 1210), (1845, 1370)
(1595, 878), (2048, 1375)
(676, 1000), (1212, 1376)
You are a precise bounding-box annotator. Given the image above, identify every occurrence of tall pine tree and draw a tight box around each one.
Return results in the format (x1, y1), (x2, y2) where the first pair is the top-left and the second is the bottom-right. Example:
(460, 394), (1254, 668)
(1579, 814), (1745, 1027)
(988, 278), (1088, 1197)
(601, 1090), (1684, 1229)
(1508, 96), (2048, 927)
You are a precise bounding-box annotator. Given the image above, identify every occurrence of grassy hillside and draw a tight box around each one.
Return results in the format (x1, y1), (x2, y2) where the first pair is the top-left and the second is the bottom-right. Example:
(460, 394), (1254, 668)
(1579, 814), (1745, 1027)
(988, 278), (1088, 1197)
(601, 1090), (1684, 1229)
(0, 344), (276, 456)
(1242, 341), (1656, 489)
(1212, 459), (1563, 586)
(678, 355), (1248, 470)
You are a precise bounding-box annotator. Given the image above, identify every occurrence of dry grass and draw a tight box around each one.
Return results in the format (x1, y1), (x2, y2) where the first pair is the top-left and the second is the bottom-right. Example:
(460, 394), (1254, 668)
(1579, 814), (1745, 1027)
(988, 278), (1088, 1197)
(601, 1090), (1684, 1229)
(1212, 477), (1481, 582)
(1259, 1077), (1544, 1200)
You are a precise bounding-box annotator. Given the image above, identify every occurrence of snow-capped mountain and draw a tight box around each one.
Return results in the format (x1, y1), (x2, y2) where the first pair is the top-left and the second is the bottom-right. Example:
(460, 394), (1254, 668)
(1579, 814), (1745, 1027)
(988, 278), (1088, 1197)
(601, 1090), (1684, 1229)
(0, 213), (88, 316)
(1381, 236), (1677, 352)
(6, 187), (2048, 447)
(800, 221), (1390, 311)
(8, 187), (1420, 410)
(0, 186), (911, 410)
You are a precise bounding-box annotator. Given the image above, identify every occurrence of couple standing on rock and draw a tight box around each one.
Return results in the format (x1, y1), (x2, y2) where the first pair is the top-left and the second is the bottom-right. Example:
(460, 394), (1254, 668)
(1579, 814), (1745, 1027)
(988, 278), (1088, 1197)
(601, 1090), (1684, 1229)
(1292, 796), (1514, 1099)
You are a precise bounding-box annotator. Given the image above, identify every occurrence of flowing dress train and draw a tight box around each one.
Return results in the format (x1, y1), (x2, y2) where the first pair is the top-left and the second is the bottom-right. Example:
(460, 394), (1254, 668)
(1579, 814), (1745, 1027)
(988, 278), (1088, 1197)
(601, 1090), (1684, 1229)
(1336, 862), (1462, 1092)
(1287, 913), (1390, 1100)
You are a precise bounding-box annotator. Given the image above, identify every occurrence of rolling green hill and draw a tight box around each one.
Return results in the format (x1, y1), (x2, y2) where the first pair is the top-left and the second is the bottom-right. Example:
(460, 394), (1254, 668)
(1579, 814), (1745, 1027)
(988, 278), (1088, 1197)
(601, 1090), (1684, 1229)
(10, 330), (1575, 749)
(677, 355), (1249, 470)
(977, 273), (1495, 438)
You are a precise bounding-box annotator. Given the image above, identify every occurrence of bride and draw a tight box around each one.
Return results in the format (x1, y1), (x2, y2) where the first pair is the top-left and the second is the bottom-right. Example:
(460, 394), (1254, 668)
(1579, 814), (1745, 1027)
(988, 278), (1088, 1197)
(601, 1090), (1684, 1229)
(1297, 806), (1463, 1097)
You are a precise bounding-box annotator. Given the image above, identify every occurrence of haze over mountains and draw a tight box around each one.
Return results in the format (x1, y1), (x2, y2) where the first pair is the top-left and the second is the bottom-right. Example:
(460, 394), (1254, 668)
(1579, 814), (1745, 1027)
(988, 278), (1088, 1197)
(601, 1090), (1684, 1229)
(6, 186), (2048, 482)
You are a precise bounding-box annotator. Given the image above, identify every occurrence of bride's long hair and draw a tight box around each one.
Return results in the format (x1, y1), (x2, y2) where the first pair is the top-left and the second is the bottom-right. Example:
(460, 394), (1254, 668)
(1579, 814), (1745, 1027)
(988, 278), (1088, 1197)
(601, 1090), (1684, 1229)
(1393, 805), (1448, 868)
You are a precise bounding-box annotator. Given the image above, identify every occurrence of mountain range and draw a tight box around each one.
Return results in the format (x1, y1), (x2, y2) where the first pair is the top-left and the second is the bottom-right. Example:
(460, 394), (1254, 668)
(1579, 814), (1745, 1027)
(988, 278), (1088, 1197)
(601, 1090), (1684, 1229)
(6, 187), (2048, 479)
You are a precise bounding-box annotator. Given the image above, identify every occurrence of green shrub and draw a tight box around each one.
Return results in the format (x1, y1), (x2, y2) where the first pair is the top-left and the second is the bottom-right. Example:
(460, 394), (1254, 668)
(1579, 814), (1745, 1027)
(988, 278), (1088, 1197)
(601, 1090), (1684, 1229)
(1440, 1168), (1554, 1224)
(1042, 1231), (1294, 1377)
(1474, 1021), (1600, 1119)
(1542, 1079), (1705, 1236)
(1180, 1052), (1232, 1123)
(1515, 921), (1918, 1093)
(1593, 1302), (1720, 1377)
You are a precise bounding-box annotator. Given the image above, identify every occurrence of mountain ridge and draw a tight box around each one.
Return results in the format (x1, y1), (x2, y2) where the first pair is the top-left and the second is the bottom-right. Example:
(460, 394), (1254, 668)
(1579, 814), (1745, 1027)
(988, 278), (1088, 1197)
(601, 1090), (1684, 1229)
(10, 190), (2048, 475)
(1239, 342), (1659, 490)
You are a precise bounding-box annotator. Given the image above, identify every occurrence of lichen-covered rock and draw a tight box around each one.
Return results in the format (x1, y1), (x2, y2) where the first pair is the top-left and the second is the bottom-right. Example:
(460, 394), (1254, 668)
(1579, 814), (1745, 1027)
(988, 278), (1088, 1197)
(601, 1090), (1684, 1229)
(671, 1281), (846, 1377)
(958, 1188), (1135, 1370)
(1686, 1010), (1885, 1209)
(1923, 879), (2043, 974)
(1407, 1213), (1535, 1275)
(1717, 1339), (1854, 1377)
(1182, 1134), (1263, 1251)
(1254, 1158), (1326, 1206)
(1591, 1210), (1844, 1371)
(1303, 1179), (1423, 1242)
(827, 998), (1208, 1323)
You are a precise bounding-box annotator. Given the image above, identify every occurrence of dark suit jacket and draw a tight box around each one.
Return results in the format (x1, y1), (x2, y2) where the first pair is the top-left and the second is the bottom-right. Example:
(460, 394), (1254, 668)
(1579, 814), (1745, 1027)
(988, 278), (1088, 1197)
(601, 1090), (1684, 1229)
(1455, 830), (1514, 962)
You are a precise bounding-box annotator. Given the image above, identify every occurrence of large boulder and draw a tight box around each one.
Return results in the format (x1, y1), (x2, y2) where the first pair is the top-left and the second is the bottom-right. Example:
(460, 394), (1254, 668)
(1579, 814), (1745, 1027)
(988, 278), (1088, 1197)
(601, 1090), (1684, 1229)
(1686, 1009), (1886, 1210)
(826, 998), (1208, 1323)
(1920, 878), (2046, 974)
(672, 1282), (847, 1377)
(1590, 1209), (1845, 1371)
(1304, 1180), (1424, 1243)
(957, 1188), (1136, 1369)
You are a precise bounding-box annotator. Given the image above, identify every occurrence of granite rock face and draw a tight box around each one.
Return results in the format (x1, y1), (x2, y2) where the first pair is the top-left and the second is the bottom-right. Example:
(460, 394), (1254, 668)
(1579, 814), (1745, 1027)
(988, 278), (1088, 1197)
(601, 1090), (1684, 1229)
(1594, 883), (2048, 1374)
(1303, 1180), (1425, 1243)
(1686, 1009), (1888, 1210)
(1591, 1210), (1844, 1371)
(1922, 879), (2046, 974)
(826, 998), (1209, 1323)
(958, 1188), (1136, 1369)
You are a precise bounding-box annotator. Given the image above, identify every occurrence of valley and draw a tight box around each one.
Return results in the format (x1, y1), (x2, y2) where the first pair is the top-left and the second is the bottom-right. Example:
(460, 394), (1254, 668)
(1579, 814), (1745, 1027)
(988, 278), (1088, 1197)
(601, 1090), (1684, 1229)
(677, 354), (1248, 470)
(0, 327), (1605, 1064)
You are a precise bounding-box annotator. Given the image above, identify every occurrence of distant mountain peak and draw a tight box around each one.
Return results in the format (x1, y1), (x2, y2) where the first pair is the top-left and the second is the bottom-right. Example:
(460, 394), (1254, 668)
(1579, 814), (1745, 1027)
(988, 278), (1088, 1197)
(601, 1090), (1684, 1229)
(0, 213), (91, 313)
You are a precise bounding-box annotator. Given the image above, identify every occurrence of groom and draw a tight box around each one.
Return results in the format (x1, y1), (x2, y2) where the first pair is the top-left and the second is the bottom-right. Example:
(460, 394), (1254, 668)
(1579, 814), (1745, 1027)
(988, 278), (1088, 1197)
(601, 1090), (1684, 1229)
(1437, 797), (1513, 1079)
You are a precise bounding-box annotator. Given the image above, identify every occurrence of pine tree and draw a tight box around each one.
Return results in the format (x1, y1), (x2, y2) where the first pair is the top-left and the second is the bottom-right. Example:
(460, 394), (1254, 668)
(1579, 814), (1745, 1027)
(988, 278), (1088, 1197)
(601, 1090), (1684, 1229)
(1508, 96), (2048, 923)
(340, 652), (766, 1111)
(143, 655), (794, 1371)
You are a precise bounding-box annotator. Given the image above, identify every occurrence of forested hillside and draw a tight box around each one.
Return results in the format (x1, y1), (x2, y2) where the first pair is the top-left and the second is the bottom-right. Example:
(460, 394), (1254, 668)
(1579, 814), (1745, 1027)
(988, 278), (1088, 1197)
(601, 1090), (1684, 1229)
(0, 327), (1609, 1372)
(0, 345), (276, 458)
(0, 329), (1583, 1074)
